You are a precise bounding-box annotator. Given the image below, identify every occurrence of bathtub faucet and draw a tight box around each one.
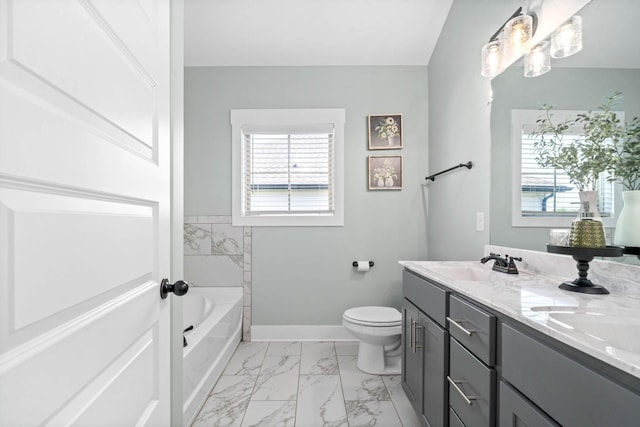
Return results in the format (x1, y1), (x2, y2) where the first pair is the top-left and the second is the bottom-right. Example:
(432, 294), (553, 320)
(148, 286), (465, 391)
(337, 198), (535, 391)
(183, 325), (194, 347)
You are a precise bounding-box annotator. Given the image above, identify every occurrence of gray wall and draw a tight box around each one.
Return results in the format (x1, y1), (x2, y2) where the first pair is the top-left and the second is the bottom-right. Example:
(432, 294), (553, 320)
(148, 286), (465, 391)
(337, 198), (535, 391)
(184, 66), (429, 325)
(490, 66), (640, 250)
(426, 0), (520, 260)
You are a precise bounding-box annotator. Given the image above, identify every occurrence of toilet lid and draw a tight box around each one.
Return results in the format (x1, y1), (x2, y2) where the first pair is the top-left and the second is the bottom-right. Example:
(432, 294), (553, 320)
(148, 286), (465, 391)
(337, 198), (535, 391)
(343, 306), (401, 326)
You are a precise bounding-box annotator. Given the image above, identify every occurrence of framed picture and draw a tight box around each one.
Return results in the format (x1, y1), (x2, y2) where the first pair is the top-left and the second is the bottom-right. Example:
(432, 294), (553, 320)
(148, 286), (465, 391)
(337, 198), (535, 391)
(368, 114), (403, 150)
(368, 155), (403, 190)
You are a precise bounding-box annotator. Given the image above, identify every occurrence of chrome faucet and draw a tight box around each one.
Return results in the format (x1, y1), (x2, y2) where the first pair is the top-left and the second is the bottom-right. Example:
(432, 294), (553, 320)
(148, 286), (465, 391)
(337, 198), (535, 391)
(480, 253), (522, 274)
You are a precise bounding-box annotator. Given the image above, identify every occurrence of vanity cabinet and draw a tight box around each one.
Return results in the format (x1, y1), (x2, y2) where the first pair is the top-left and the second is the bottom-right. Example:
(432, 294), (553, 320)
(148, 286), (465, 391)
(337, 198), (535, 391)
(502, 323), (640, 426)
(402, 271), (448, 427)
(402, 265), (640, 427)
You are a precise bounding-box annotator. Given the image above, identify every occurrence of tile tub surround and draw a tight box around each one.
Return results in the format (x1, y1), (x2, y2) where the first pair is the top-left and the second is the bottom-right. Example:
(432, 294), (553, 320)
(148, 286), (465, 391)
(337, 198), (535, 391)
(185, 215), (252, 341)
(192, 341), (421, 427)
(400, 249), (640, 379)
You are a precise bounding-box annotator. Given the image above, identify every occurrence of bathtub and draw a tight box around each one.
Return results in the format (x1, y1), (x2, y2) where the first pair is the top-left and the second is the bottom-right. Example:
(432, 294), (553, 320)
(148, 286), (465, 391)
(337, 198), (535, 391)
(183, 287), (243, 426)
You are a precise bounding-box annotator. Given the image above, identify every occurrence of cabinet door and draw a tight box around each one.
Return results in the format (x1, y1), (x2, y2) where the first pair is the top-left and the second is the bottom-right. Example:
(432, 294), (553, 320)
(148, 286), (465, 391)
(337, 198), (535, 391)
(499, 381), (559, 427)
(402, 300), (422, 413)
(421, 313), (447, 427)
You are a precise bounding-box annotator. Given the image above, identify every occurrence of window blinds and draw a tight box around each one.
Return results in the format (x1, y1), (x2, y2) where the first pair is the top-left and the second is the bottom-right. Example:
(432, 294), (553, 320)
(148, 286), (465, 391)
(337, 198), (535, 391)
(520, 130), (614, 217)
(242, 125), (334, 216)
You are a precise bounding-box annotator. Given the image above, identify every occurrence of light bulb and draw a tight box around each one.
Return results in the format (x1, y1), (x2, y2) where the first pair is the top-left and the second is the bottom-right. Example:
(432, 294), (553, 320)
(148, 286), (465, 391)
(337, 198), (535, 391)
(481, 40), (503, 78)
(551, 15), (582, 58)
(504, 14), (533, 60)
(524, 41), (551, 77)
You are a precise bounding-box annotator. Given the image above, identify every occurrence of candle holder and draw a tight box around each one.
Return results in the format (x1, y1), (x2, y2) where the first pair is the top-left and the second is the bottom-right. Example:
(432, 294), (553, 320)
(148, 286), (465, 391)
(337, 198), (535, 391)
(546, 245), (624, 294)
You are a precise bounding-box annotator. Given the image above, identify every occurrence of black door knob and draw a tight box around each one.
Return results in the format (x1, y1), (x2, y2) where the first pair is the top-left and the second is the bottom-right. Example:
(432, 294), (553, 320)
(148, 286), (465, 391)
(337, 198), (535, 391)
(160, 279), (190, 299)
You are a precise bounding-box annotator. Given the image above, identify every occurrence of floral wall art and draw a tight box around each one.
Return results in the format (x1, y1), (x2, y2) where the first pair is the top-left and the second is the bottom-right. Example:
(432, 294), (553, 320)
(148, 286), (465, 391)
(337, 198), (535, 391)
(368, 114), (402, 149)
(368, 155), (403, 190)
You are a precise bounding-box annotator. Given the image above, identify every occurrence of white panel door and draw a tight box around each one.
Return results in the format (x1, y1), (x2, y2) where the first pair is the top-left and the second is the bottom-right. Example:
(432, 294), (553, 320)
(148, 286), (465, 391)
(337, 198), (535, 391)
(0, 0), (173, 425)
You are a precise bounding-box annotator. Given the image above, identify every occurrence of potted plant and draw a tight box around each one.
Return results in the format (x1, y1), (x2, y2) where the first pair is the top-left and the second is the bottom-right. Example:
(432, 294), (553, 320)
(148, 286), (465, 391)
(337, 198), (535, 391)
(532, 92), (640, 247)
(531, 94), (622, 247)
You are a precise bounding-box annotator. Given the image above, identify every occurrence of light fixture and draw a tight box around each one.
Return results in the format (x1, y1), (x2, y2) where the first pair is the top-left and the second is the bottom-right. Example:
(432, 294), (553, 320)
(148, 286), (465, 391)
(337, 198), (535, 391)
(550, 15), (582, 58)
(504, 13), (534, 59)
(524, 41), (551, 77)
(481, 7), (537, 79)
(481, 39), (504, 78)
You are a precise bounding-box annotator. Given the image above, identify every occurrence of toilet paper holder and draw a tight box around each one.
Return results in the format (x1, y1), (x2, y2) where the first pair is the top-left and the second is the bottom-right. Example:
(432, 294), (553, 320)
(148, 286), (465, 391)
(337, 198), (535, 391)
(352, 261), (374, 268)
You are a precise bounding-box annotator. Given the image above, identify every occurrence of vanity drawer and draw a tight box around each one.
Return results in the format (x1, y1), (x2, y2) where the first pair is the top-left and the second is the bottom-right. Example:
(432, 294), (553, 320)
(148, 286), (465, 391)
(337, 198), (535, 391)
(502, 324), (640, 427)
(402, 270), (448, 327)
(448, 338), (496, 427)
(448, 294), (495, 366)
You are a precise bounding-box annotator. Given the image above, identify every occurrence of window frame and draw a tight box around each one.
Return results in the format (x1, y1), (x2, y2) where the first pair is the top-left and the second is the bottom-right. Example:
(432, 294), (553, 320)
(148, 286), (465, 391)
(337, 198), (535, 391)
(231, 108), (345, 227)
(511, 109), (621, 228)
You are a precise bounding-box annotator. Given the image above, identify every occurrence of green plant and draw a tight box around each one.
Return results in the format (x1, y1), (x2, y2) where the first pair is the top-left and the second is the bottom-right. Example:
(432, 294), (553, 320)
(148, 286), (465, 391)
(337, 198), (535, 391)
(531, 93), (629, 191)
(609, 114), (640, 190)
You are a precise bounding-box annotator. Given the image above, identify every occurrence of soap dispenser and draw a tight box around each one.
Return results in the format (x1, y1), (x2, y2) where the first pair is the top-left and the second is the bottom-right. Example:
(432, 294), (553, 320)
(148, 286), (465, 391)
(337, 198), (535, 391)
(568, 199), (606, 248)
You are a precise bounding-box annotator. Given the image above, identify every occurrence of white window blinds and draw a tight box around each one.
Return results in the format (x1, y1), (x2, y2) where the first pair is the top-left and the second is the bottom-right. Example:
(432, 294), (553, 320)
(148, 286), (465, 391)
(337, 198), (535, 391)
(242, 124), (335, 216)
(520, 128), (614, 218)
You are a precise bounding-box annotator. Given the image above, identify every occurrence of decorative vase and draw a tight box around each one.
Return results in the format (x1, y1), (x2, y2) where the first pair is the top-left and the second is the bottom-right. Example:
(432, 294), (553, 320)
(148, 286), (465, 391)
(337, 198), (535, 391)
(385, 177), (394, 187)
(614, 190), (640, 247)
(568, 190), (606, 248)
(387, 135), (394, 146)
(377, 178), (384, 187)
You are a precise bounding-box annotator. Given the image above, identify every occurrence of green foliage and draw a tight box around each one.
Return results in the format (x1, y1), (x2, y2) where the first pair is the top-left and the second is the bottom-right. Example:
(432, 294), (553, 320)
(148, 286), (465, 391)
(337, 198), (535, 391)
(532, 92), (640, 191)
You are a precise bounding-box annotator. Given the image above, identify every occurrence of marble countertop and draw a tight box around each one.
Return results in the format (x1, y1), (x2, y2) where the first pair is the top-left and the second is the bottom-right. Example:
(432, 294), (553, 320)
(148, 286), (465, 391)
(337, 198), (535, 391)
(400, 260), (640, 380)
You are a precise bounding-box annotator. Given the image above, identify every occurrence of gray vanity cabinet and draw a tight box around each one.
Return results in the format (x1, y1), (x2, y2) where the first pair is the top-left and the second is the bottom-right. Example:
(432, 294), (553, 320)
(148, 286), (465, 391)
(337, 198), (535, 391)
(402, 270), (448, 427)
(499, 381), (559, 427)
(502, 323), (640, 426)
(402, 266), (640, 427)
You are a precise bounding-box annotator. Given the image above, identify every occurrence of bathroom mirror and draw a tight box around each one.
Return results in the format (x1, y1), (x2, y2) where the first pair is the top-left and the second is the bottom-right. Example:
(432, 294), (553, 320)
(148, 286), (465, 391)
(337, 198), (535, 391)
(489, 0), (640, 264)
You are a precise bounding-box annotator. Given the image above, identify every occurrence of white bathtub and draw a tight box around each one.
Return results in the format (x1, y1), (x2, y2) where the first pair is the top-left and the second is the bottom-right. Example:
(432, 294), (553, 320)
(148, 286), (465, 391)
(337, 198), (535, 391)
(183, 287), (243, 426)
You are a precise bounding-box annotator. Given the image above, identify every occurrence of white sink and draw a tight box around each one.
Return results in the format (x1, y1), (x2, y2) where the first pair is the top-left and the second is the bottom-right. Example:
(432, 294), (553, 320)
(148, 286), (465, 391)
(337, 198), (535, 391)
(547, 312), (640, 354)
(424, 264), (492, 282)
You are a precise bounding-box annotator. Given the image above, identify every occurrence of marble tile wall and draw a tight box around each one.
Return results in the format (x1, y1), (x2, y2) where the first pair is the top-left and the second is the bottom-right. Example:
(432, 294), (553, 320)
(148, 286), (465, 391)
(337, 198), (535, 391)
(185, 215), (252, 340)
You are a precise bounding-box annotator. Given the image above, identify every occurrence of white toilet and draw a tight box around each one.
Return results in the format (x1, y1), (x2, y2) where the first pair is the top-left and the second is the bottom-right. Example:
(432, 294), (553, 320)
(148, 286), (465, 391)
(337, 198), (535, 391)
(342, 306), (402, 375)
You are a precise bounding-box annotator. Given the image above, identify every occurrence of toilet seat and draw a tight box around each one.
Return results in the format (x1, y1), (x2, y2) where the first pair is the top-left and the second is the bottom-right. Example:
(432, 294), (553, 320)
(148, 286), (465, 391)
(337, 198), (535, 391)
(343, 306), (401, 327)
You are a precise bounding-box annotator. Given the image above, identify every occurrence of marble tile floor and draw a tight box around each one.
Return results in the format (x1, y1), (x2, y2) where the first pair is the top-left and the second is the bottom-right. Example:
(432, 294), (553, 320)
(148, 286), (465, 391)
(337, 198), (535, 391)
(191, 341), (422, 427)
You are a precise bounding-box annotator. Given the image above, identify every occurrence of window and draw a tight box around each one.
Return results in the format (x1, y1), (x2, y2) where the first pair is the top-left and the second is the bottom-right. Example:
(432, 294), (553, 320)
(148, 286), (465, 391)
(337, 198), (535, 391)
(511, 110), (620, 227)
(231, 109), (345, 226)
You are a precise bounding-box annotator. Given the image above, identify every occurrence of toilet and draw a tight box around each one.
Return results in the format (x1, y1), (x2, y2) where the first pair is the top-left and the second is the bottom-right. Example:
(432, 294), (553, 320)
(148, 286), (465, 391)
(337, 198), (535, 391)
(342, 306), (402, 375)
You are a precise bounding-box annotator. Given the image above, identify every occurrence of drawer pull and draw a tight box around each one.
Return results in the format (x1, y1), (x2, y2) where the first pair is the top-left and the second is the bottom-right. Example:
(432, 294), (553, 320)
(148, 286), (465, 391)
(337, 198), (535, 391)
(447, 317), (475, 336)
(447, 376), (476, 406)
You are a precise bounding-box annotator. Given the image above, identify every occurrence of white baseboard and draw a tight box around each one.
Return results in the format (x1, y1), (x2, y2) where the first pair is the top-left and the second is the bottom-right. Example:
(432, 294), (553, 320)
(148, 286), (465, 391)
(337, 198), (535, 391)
(251, 325), (357, 342)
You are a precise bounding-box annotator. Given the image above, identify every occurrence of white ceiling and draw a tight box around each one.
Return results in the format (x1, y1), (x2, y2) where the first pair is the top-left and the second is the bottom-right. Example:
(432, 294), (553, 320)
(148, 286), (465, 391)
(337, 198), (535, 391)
(184, 0), (453, 66)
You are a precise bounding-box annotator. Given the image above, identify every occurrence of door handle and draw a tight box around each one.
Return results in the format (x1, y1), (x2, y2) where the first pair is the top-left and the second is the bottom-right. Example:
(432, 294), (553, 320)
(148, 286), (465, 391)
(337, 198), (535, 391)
(414, 324), (424, 349)
(160, 279), (189, 299)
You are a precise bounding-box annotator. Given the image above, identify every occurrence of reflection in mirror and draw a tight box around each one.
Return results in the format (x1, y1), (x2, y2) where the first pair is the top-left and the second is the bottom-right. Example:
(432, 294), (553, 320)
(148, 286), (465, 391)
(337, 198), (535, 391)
(489, 0), (640, 265)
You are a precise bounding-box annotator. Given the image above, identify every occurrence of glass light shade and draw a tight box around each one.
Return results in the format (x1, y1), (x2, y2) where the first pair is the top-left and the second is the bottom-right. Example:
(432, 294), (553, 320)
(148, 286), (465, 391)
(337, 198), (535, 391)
(504, 14), (533, 60)
(550, 15), (582, 58)
(481, 40), (503, 78)
(524, 41), (551, 77)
